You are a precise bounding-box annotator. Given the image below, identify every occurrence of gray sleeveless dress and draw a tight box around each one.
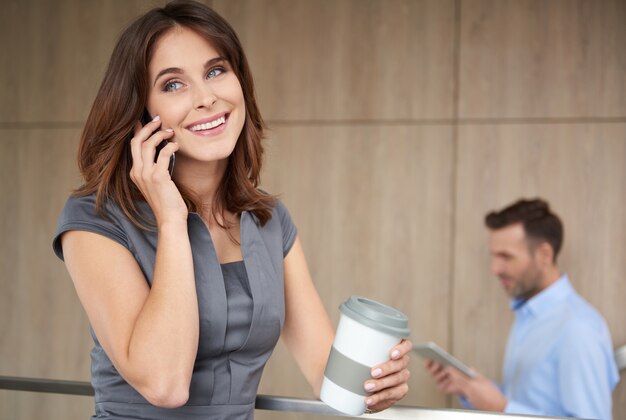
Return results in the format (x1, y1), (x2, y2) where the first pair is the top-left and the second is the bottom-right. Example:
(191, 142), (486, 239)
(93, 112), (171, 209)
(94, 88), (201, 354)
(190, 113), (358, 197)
(53, 194), (297, 419)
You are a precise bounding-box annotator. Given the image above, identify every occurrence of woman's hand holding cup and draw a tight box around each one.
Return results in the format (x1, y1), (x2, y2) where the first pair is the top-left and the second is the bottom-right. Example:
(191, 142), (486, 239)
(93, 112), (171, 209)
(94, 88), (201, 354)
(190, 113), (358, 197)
(363, 338), (412, 413)
(320, 296), (411, 415)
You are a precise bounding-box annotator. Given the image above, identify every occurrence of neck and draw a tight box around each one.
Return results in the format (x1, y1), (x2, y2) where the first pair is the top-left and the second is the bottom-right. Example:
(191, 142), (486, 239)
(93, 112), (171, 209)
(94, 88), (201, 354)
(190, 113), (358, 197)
(538, 265), (562, 293)
(173, 157), (228, 207)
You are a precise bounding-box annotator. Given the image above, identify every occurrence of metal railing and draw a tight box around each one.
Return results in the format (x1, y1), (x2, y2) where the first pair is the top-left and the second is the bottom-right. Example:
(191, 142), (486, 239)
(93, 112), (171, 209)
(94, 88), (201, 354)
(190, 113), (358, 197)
(0, 375), (569, 419)
(615, 344), (626, 371)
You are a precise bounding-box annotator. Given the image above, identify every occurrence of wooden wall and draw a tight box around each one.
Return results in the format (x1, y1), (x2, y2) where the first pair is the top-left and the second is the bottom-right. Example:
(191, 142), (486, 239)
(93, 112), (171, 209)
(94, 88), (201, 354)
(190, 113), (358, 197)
(1, 0), (624, 418)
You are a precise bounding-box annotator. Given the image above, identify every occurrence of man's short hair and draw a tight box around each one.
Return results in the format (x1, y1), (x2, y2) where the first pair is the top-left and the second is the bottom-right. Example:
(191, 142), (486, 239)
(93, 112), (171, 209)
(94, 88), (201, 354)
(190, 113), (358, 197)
(485, 198), (563, 262)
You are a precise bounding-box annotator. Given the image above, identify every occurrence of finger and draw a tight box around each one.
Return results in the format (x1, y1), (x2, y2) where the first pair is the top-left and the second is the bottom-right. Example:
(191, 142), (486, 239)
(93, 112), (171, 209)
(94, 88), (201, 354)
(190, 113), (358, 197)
(390, 339), (413, 360)
(141, 129), (175, 170)
(364, 368), (410, 393)
(130, 116), (161, 174)
(365, 382), (409, 413)
(433, 367), (450, 383)
(439, 367), (469, 393)
(445, 365), (466, 381)
(424, 359), (438, 372)
(153, 140), (179, 177)
(424, 359), (435, 374)
(131, 115), (161, 150)
(426, 360), (445, 378)
(424, 359), (443, 375)
(371, 354), (409, 380)
(136, 115), (162, 138)
(438, 374), (462, 393)
(442, 377), (465, 395)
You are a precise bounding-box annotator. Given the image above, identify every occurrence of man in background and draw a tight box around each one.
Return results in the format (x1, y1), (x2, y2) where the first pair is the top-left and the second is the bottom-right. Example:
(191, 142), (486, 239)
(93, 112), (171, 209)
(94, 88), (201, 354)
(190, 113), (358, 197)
(425, 198), (619, 419)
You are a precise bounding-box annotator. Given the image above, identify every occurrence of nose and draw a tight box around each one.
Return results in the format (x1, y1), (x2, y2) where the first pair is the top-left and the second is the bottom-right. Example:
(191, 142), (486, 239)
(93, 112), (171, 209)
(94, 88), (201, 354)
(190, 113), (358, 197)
(193, 83), (217, 110)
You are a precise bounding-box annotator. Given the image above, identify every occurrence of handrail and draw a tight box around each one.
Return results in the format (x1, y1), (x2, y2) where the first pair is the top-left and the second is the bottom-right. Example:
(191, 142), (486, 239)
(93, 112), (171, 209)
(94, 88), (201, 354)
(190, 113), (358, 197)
(0, 375), (570, 419)
(0, 375), (93, 396)
(615, 344), (626, 371)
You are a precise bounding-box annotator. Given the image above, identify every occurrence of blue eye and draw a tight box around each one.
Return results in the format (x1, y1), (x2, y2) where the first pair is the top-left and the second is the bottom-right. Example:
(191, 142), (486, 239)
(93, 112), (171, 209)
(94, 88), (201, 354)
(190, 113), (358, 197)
(207, 67), (225, 79)
(163, 80), (183, 92)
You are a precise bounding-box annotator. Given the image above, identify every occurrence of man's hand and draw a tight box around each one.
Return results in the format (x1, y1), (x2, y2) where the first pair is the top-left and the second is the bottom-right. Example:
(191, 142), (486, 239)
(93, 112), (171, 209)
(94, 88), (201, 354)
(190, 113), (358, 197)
(424, 360), (507, 412)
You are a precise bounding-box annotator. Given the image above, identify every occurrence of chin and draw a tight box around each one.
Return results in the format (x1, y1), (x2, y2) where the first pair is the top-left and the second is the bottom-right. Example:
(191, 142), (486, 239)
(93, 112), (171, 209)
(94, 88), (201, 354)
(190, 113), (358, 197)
(179, 142), (238, 163)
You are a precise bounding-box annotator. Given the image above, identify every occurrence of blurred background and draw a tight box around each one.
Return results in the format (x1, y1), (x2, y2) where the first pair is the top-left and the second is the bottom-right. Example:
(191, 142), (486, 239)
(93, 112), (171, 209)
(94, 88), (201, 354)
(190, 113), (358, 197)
(0, 0), (625, 418)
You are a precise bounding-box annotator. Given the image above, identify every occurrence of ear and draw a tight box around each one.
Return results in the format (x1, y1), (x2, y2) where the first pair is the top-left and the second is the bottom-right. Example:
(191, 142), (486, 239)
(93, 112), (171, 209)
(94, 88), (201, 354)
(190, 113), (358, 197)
(535, 242), (554, 267)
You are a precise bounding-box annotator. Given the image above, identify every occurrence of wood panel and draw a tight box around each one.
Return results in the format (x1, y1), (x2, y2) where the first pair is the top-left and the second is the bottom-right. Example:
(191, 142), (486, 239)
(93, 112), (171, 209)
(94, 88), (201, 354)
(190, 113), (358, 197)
(0, 0), (172, 124)
(3, 0), (626, 417)
(213, 0), (456, 121)
(458, 0), (626, 119)
(256, 124), (455, 413)
(453, 123), (626, 415)
(0, 391), (93, 420)
(0, 129), (92, 418)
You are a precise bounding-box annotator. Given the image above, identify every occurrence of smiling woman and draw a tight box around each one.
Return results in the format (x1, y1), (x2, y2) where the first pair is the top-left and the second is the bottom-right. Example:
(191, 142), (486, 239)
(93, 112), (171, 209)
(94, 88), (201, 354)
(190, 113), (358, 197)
(50, 1), (412, 419)
(74, 1), (271, 229)
(146, 27), (246, 174)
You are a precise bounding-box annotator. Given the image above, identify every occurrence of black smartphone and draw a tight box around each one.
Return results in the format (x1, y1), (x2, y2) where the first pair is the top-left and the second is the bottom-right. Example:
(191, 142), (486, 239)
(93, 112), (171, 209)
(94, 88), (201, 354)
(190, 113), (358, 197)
(155, 138), (176, 177)
(141, 110), (175, 176)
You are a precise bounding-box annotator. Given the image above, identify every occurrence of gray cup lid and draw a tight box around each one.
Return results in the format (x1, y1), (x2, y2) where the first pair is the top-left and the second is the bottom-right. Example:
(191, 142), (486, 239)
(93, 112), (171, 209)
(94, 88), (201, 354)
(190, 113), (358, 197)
(339, 296), (410, 338)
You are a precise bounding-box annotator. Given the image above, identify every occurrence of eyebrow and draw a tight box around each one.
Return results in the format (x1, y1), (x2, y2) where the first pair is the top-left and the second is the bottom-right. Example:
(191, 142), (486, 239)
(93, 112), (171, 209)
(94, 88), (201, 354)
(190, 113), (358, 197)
(495, 251), (513, 258)
(153, 56), (228, 86)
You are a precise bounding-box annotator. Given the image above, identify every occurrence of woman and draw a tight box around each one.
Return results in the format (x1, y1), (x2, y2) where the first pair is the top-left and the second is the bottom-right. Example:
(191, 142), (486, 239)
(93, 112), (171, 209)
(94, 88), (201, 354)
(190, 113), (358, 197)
(53, 1), (411, 418)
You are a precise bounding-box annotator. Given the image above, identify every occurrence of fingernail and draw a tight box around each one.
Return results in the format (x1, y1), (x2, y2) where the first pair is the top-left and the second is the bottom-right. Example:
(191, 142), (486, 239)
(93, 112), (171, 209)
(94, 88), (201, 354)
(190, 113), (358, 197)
(365, 398), (373, 406)
(152, 115), (160, 122)
(391, 350), (400, 359)
(164, 128), (173, 132)
(364, 382), (375, 391)
(371, 368), (382, 378)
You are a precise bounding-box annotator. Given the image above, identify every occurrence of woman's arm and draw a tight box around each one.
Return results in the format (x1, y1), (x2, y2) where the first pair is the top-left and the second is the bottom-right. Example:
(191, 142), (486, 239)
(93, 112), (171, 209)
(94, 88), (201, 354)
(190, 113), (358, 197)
(61, 119), (197, 408)
(281, 236), (335, 396)
(62, 223), (197, 408)
(281, 236), (412, 411)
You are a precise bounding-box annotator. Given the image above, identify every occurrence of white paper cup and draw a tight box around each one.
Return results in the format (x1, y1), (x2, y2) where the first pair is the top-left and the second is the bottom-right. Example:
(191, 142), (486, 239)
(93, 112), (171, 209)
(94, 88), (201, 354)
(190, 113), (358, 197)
(320, 296), (410, 415)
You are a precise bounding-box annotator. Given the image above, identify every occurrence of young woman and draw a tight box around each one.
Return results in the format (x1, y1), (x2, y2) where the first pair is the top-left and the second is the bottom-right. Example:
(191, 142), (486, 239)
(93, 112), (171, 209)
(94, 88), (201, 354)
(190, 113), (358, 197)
(53, 1), (411, 418)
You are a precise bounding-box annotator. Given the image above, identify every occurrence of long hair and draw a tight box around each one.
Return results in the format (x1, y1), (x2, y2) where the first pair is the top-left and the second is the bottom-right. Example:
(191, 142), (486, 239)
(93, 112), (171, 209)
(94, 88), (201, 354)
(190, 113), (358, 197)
(75, 0), (275, 228)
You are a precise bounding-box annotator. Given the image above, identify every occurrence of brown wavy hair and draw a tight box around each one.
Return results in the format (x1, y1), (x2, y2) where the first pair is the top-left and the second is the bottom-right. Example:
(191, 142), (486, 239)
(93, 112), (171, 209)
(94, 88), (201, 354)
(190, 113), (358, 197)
(74, 0), (275, 228)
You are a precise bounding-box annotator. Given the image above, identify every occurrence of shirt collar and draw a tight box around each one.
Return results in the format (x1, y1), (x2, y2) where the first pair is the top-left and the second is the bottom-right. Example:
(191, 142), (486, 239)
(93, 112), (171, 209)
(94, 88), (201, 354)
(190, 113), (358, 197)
(510, 274), (574, 316)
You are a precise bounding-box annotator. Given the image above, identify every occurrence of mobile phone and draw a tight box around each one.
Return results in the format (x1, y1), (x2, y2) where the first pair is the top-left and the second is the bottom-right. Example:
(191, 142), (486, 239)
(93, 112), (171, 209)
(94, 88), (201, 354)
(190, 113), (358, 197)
(413, 341), (476, 378)
(141, 110), (175, 176)
(155, 139), (176, 176)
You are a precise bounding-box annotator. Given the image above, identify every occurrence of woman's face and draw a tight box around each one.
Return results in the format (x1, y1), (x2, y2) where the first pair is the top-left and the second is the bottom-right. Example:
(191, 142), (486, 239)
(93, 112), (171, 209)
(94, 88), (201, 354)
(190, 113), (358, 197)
(146, 27), (245, 168)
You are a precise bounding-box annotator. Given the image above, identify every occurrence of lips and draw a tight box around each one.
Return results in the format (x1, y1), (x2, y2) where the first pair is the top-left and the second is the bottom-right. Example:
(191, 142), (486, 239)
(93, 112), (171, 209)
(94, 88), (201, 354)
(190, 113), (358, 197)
(186, 113), (229, 132)
(500, 277), (513, 288)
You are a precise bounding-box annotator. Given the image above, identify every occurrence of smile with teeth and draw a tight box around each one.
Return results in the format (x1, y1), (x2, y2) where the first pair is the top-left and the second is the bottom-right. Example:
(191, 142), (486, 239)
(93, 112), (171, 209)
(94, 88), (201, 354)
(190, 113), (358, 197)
(189, 116), (226, 131)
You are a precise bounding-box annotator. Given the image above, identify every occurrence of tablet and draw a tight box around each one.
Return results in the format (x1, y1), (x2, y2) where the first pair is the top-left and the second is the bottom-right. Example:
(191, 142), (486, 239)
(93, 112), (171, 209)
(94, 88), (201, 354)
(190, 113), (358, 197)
(413, 341), (476, 378)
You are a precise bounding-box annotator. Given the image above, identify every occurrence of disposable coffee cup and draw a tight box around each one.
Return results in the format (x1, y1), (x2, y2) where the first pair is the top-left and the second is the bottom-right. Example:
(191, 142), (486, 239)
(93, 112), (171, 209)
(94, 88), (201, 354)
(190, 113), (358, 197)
(320, 296), (410, 415)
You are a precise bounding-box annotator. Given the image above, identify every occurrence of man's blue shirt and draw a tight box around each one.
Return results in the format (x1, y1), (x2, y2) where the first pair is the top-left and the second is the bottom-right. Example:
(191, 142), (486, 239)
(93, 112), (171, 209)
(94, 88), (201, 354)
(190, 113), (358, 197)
(501, 274), (619, 419)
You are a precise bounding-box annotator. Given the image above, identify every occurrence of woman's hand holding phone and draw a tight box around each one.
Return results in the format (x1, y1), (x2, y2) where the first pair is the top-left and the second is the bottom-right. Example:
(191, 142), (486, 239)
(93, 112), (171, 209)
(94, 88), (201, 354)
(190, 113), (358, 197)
(129, 115), (186, 227)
